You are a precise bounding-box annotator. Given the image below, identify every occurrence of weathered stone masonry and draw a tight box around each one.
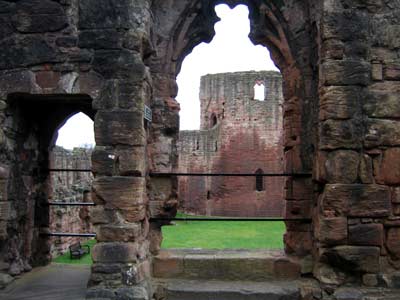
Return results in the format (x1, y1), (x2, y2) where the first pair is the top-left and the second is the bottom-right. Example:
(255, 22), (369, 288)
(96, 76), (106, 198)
(0, 0), (399, 298)
(178, 71), (284, 217)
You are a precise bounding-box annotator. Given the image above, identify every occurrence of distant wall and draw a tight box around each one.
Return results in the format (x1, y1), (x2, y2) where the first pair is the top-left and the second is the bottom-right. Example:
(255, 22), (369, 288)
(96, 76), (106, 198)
(178, 71), (284, 217)
(49, 146), (93, 257)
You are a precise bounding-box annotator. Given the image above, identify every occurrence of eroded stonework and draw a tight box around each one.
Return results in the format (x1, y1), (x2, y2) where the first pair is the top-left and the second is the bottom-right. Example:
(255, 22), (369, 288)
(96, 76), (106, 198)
(178, 71), (284, 217)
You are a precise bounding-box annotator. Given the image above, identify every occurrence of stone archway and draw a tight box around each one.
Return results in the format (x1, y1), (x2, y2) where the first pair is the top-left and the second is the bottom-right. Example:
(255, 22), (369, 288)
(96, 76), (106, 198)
(3, 94), (95, 272)
(148, 0), (317, 259)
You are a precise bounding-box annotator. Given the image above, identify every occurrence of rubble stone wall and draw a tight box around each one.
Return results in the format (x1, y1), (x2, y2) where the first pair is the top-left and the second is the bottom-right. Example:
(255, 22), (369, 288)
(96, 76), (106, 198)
(178, 71), (284, 217)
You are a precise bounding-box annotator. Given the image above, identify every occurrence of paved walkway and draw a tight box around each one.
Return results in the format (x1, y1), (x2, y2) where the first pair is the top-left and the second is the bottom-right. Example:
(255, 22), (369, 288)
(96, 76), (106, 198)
(0, 264), (90, 300)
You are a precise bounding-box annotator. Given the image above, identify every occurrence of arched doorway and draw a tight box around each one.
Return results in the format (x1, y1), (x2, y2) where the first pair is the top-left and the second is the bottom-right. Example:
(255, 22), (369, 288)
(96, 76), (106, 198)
(49, 112), (95, 260)
(149, 0), (317, 258)
(2, 93), (95, 273)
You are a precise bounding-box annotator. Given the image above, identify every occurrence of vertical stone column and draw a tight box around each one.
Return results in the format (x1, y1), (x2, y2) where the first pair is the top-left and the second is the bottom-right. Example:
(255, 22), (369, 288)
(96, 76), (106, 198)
(81, 0), (153, 298)
(313, 0), (400, 285)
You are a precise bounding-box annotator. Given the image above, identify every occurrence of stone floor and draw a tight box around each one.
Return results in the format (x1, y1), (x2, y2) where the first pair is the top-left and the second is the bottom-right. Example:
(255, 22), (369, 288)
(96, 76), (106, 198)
(0, 264), (90, 300)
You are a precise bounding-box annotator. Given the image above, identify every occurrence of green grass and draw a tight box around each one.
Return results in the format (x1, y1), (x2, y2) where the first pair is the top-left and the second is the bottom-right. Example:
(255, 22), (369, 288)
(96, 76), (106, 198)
(161, 213), (285, 249)
(52, 239), (96, 265)
(52, 215), (285, 265)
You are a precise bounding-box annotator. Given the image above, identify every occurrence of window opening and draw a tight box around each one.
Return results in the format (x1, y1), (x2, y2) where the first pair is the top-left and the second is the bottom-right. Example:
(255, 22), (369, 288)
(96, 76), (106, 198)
(255, 168), (264, 191)
(211, 114), (218, 127)
(56, 112), (95, 149)
(254, 80), (265, 101)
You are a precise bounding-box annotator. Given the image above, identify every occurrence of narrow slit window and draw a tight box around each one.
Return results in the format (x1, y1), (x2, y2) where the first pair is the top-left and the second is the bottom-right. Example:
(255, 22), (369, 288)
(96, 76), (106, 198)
(210, 113), (218, 128)
(255, 168), (264, 191)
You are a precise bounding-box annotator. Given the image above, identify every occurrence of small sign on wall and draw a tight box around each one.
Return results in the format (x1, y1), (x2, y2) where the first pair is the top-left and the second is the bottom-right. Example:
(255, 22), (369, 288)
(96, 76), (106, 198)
(144, 105), (152, 122)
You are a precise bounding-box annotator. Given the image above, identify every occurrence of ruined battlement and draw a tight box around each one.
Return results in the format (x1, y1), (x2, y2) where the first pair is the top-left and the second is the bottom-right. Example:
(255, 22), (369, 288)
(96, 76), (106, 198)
(178, 71), (284, 217)
(200, 71), (283, 130)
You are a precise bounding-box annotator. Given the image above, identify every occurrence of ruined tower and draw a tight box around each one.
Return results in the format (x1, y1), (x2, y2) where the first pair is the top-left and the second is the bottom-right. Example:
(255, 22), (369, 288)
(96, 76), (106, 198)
(178, 71), (284, 217)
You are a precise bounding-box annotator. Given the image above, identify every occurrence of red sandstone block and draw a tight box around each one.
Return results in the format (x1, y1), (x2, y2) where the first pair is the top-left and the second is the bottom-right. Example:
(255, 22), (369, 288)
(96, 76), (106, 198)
(321, 184), (390, 217)
(152, 252), (184, 278)
(284, 147), (304, 173)
(392, 187), (400, 203)
(348, 223), (383, 247)
(96, 224), (141, 242)
(93, 176), (146, 209)
(376, 148), (400, 185)
(35, 71), (60, 90)
(324, 150), (359, 184)
(316, 217), (347, 245)
(285, 177), (313, 200)
(91, 146), (114, 176)
(122, 205), (147, 222)
(284, 200), (312, 219)
(319, 86), (360, 121)
(92, 242), (140, 263)
(387, 228), (400, 259)
(284, 231), (312, 257)
(95, 111), (145, 146)
(116, 147), (145, 176)
(273, 258), (301, 279)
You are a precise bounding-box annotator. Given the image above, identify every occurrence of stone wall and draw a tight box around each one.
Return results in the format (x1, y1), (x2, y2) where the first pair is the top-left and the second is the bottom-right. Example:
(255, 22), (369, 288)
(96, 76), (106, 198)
(49, 146), (93, 257)
(178, 71), (284, 217)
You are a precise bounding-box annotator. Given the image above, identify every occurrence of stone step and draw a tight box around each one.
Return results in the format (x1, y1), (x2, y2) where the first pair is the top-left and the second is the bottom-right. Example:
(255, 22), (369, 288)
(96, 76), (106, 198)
(152, 249), (302, 281)
(155, 279), (300, 300)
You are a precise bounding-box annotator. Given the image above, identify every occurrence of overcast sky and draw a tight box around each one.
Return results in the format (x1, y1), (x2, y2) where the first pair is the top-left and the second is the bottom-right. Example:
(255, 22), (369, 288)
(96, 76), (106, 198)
(176, 4), (278, 130)
(56, 4), (278, 149)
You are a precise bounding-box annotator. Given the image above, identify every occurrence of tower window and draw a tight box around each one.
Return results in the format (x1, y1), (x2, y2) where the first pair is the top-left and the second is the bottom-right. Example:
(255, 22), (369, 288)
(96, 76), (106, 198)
(254, 80), (265, 101)
(255, 168), (264, 191)
(210, 113), (218, 128)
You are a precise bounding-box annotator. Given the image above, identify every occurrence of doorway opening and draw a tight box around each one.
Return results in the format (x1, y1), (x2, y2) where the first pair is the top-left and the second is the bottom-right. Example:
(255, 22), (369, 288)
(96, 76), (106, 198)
(2, 93), (95, 276)
(49, 112), (95, 262)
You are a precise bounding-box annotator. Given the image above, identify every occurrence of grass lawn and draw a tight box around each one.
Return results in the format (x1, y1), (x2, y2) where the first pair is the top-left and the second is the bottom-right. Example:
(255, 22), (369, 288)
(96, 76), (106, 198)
(161, 213), (285, 249)
(52, 239), (96, 265)
(52, 215), (285, 265)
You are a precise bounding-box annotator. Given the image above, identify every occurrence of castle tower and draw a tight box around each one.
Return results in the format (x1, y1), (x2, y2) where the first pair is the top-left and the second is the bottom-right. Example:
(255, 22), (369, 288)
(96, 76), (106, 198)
(178, 71), (284, 217)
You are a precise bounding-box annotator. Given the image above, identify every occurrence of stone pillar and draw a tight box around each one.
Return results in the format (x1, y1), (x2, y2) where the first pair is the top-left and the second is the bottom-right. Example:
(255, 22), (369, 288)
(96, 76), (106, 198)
(313, 0), (400, 285)
(83, 0), (154, 298)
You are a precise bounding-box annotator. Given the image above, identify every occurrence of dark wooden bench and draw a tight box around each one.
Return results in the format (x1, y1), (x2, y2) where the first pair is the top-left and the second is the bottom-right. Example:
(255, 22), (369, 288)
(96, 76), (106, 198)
(69, 242), (90, 259)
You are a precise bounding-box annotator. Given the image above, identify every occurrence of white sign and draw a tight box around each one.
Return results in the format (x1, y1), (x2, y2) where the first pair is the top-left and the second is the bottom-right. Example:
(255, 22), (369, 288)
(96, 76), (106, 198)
(144, 105), (152, 122)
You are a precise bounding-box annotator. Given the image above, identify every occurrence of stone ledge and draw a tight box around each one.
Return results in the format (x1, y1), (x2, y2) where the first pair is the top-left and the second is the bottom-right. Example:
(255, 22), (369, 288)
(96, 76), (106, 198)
(152, 249), (301, 281)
